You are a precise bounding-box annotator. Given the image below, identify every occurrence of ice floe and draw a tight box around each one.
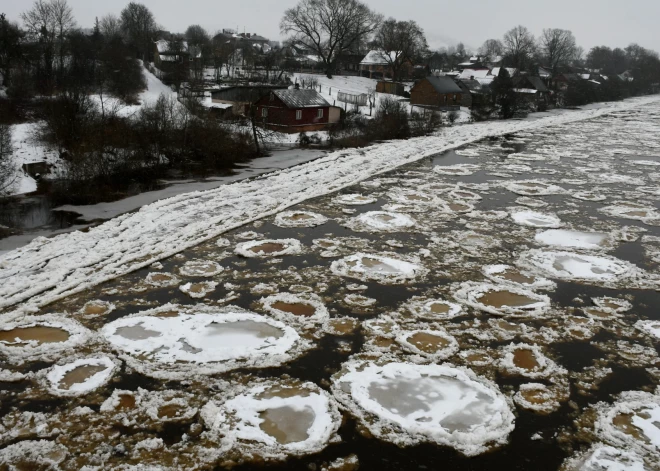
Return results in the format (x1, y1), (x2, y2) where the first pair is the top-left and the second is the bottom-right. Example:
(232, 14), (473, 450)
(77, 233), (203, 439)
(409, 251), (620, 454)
(600, 203), (660, 225)
(505, 180), (566, 196)
(260, 292), (329, 327)
(434, 164), (480, 176)
(79, 299), (115, 316)
(179, 281), (217, 298)
(499, 343), (565, 379)
(331, 253), (427, 284)
(404, 298), (464, 320)
(535, 229), (613, 250)
(273, 210), (329, 228)
(332, 361), (515, 456)
(513, 383), (566, 414)
(345, 211), (416, 232)
(0, 440), (68, 469)
(201, 379), (341, 459)
(0, 315), (93, 364)
(43, 355), (118, 396)
(636, 320), (660, 340)
(395, 329), (459, 361)
(178, 259), (224, 277)
(235, 239), (304, 258)
(518, 249), (644, 285)
(101, 305), (307, 379)
(453, 282), (551, 317)
(510, 209), (562, 228)
(482, 265), (556, 290)
(333, 194), (376, 206)
(145, 272), (180, 287)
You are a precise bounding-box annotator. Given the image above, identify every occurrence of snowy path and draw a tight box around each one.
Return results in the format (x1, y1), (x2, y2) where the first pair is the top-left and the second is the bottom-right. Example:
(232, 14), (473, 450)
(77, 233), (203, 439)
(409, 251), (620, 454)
(1, 95), (659, 313)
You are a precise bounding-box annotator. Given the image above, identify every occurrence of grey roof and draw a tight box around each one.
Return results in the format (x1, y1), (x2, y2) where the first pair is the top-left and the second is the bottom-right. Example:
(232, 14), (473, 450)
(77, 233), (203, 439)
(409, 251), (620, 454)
(425, 76), (463, 94)
(526, 76), (549, 92)
(274, 89), (330, 108)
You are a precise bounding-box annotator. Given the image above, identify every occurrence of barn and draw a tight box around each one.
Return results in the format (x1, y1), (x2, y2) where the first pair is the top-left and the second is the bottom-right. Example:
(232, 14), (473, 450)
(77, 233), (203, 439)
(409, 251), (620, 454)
(254, 87), (341, 133)
(410, 76), (463, 111)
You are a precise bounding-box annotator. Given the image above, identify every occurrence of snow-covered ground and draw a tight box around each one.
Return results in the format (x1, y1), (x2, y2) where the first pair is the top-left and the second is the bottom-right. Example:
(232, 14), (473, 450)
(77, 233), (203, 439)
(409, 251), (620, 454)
(1, 94), (659, 313)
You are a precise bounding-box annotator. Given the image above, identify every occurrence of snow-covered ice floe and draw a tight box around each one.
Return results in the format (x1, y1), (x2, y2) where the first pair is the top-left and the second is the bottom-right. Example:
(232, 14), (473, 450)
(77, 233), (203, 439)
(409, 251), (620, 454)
(145, 272), (180, 287)
(593, 389), (660, 467)
(0, 315), (93, 364)
(178, 259), (224, 277)
(513, 383), (566, 414)
(201, 379), (341, 459)
(499, 343), (565, 379)
(345, 211), (416, 232)
(636, 320), (660, 340)
(43, 355), (118, 396)
(453, 282), (551, 317)
(235, 239), (304, 258)
(395, 329), (459, 361)
(273, 210), (329, 228)
(260, 292), (329, 327)
(482, 265), (556, 291)
(0, 440), (68, 470)
(332, 361), (515, 456)
(179, 281), (217, 298)
(333, 193), (376, 206)
(505, 180), (566, 196)
(600, 202), (660, 225)
(403, 298), (464, 320)
(518, 249), (645, 285)
(534, 229), (613, 250)
(101, 304), (308, 379)
(433, 164), (480, 176)
(510, 209), (562, 228)
(331, 253), (428, 284)
(561, 444), (647, 471)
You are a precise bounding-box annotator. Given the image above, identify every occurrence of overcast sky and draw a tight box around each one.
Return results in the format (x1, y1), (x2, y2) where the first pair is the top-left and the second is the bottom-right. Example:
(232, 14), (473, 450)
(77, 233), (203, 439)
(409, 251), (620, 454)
(4, 0), (659, 53)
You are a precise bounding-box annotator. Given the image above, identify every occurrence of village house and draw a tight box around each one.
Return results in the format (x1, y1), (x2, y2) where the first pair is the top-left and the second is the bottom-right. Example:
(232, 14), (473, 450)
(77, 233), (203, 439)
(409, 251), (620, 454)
(512, 75), (551, 110)
(253, 86), (341, 133)
(153, 39), (201, 72)
(410, 76), (463, 111)
(359, 50), (412, 80)
(210, 85), (288, 116)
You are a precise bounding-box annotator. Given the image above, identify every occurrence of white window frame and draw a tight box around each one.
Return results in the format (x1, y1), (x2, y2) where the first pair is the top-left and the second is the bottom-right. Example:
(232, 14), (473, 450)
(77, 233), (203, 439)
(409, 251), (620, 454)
(296, 110), (302, 120)
(317, 109), (324, 118)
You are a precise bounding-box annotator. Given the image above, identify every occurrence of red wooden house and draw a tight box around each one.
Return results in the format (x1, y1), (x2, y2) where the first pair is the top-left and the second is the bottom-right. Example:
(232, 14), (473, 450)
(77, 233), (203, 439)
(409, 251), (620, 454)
(254, 87), (341, 133)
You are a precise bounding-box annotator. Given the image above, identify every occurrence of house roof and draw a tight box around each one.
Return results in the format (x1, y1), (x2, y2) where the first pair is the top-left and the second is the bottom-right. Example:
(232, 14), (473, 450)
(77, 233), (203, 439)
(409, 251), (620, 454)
(458, 79), (483, 92)
(512, 76), (549, 93)
(274, 89), (330, 108)
(526, 76), (548, 92)
(360, 50), (396, 65)
(459, 68), (491, 80)
(423, 76), (463, 94)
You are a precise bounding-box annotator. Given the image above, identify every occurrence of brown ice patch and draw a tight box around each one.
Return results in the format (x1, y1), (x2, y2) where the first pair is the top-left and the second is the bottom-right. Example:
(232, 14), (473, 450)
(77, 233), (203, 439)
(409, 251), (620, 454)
(406, 332), (451, 354)
(58, 365), (107, 390)
(250, 243), (286, 254)
(271, 302), (316, 317)
(0, 326), (70, 345)
(477, 290), (539, 309)
(512, 348), (540, 371)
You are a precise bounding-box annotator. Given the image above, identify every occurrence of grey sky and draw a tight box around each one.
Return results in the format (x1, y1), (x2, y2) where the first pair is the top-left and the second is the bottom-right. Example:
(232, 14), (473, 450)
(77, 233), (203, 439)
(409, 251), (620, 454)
(3, 0), (659, 53)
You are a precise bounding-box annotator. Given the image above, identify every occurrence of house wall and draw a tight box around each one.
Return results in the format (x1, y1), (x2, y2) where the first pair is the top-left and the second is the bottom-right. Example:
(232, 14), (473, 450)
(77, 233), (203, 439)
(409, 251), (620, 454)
(254, 94), (331, 133)
(410, 80), (462, 108)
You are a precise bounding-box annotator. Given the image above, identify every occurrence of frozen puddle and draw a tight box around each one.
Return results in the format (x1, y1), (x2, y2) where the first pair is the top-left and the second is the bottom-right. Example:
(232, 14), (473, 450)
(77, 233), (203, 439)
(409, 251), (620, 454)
(235, 239), (304, 258)
(101, 305), (304, 379)
(346, 211), (416, 232)
(535, 229), (612, 250)
(510, 209), (562, 228)
(274, 211), (329, 228)
(454, 282), (551, 317)
(44, 356), (117, 396)
(331, 253), (427, 283)
(0, 315), (92, 364)
(594, 390), (660, 466)
(202, 379), (341, 459)
(332, 362), (515, 456)
(519, 250), (641, 284)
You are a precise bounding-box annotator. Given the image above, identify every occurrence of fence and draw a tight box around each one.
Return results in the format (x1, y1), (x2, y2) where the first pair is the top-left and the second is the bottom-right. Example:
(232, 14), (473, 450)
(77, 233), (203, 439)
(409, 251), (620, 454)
(337, 92), (368, 107)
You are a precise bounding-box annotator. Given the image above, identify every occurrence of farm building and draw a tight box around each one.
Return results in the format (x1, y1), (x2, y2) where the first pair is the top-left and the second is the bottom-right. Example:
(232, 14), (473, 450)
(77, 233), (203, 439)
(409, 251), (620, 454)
(376, 81), (406, 96)
(253, 87), (341, 133)
(410, 76), (463, 111)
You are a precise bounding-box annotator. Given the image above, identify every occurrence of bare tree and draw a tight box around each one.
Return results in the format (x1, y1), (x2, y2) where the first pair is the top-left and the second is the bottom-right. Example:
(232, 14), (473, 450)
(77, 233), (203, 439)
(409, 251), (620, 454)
(21, 0), (57, 91)
(99, 14), (121, 39)
(372, 18), (428, 81)
(50, 0), (75, 79)
(281, 0), (382, 78)
(540, 28), (577, 75)
(502, 25), (536, 72)
(0, 14), (23, 88)
(478, 39), (503, 62)
(0, 124), (15, 196)
(120, 2), (157, 62)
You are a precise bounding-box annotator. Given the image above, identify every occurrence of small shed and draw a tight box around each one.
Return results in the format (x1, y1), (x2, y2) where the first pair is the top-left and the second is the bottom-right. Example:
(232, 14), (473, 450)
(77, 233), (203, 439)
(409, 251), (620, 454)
(376, 81), (406, 96)
(410, 76), (463, 111)
(254, 87), (341, 133)
(210, 86), (288, 116)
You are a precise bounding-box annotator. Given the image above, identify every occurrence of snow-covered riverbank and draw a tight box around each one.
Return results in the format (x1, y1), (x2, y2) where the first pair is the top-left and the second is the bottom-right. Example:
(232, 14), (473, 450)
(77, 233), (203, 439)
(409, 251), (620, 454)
(1, 94), (659, 313)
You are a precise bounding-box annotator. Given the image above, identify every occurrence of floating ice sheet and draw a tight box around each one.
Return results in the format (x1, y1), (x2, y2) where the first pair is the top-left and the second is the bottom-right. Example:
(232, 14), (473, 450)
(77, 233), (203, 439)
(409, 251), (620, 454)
(561, 444), (647, 471)
(331, 253), (427, 284)
(345, 211), (416, 232)
(332, 361), (515, 456)
(273, 211), (329, 228)
(235, 239), (304, 258)
(510, 209), (562, 228)
(535, 229), (612, 250)
(44, 355), (118, 396)
(453, 282), (551, 317)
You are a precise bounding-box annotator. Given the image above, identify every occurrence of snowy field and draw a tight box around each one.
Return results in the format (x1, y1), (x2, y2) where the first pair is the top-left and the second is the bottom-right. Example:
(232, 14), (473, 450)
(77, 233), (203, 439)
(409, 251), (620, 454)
(1, 95), (659, 314)
(1, 97), (659, 470)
